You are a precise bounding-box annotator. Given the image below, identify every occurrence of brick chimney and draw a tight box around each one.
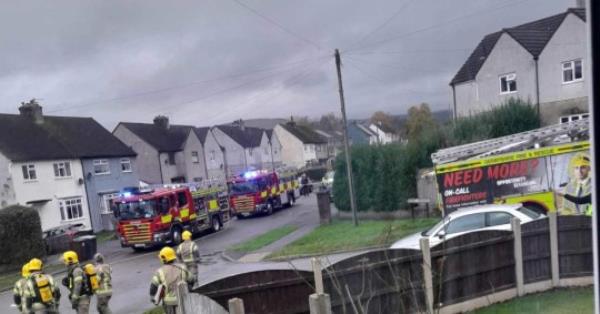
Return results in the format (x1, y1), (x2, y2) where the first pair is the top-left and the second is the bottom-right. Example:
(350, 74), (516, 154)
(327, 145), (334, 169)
(18, 99), (44, 124)
(233, 119), (245, 131)
(153, 115), (170, 130)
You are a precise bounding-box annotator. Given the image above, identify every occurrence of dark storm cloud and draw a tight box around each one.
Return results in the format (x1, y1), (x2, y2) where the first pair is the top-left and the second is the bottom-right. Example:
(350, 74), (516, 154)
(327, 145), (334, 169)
(0, 0), (575, 127)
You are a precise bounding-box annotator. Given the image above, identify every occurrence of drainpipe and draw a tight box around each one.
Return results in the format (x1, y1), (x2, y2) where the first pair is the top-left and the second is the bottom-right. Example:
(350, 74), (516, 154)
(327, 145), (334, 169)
(157, 153), (164, 183)
(534, 57), (541, 125)
(451, 84), (457, 123)
(80, 160), (94, 231)
(269, 139), (275, 171)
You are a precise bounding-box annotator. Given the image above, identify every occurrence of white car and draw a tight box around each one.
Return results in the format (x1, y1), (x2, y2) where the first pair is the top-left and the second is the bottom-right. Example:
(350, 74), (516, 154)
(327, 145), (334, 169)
(390, 204), (544, 250)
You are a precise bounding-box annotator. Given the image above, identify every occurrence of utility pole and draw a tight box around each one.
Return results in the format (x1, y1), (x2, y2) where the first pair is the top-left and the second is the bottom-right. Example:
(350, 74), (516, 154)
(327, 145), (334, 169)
(335, 49), (358, 226)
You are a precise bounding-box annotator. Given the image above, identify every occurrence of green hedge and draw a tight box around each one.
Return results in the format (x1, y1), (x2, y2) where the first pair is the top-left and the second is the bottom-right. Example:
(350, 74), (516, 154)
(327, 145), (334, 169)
(332, 98), (538, 212)
(0, 205), (45, 269)
(333, 144), (410, 212)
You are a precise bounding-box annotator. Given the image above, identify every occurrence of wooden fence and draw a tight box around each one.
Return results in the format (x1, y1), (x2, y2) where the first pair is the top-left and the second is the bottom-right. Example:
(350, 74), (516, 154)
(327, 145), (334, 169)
(196, 214), (594, 314)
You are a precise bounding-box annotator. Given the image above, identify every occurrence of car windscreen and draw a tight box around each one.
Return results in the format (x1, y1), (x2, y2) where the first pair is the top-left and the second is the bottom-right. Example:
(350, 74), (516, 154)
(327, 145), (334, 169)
(518, 206), (542, 219)
(116, 200), (157, 219)
(422, 219), (445, 236)
(230, 182), (258, 194)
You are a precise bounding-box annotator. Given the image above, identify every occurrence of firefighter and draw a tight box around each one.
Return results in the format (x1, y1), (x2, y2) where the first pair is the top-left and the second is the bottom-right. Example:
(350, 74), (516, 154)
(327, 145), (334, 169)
(13, 262), (30, 313)
(149, 246), (192, 314)
(558, 153), (592, 215)
(94, 253), (113, 314)
(176, 230), (199, 287)
(61, 250), (92, 314)
(23, 258), (60, 313)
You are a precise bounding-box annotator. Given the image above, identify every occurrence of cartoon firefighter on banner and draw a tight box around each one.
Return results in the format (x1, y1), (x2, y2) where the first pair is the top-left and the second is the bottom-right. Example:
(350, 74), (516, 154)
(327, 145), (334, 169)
(556, 152), (592, 215)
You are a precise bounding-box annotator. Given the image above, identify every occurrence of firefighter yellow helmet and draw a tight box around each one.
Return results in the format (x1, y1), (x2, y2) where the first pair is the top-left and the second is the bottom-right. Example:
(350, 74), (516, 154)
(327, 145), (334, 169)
(571, 153), (591, 168)
(182, 230), (192, 241)
(21, 263), (30, 278)
(28, 258), (43, 272)
(159, 247), (177, 264)
(63, 251), (79, 265)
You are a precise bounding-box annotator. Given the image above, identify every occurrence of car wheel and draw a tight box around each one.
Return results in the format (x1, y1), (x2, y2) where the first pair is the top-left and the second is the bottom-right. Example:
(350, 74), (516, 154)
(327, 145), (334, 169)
(211, 216), (222, 232)
(171, 227), (182, 245)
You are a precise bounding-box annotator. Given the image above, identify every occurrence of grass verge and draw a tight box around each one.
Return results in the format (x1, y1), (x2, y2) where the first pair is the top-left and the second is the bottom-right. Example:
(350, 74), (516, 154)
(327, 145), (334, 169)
(0, 264), (64, 291)
(269, 218), (438, 259)
(473, 287), (593, 313)
(95, 230), (118, 243)
(144, 306), (164, 314)
(231, 225), (298, 252)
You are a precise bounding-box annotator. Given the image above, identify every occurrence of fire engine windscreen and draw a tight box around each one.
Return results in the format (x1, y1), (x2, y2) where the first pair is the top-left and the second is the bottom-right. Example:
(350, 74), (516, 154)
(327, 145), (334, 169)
(230, 182), (258, 195)
(115, 200), (158, 219)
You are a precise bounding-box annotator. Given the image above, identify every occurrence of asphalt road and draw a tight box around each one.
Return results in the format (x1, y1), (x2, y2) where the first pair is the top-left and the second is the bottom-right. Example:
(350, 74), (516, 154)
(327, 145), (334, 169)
(0, 194), (320, 314)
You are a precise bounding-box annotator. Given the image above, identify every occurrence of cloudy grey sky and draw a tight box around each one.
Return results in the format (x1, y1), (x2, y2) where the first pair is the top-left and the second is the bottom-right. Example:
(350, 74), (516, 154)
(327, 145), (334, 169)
(0, 0), (575, 128)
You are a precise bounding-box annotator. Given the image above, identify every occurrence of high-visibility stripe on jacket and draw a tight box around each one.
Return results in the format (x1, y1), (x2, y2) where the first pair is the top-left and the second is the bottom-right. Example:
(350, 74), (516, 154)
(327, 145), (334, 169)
(95, 263), (113, 296)
(176, 240), (198, 264)
(151, 264), (190, 306)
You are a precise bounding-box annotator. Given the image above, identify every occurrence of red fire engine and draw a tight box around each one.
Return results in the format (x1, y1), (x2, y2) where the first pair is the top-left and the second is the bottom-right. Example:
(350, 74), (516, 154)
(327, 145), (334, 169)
(112, 184), (230, 251)
(229, 169), (299, 218)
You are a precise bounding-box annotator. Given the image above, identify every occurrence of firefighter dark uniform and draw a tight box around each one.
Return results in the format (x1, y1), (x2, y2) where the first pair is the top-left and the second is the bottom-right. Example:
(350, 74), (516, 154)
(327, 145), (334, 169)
(150, 247), (193, 314)
(23, 258), (60, 314)
(62, 251), (92, 314)
(176, 231), (199, 286)
(94, 253), (113, 314)
(13, 263), (30, 313)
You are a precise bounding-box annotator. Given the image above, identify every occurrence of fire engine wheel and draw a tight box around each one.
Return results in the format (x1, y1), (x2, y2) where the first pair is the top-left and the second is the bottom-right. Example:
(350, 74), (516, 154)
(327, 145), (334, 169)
(171, 227), (183, 245)
(211, 216), (222, 232)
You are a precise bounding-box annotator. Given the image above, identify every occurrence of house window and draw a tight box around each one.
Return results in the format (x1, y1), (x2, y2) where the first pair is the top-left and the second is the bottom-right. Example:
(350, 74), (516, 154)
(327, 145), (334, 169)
(562, 59), (583, 83)
(499, 73), (517, 93)
(316, 145), (321, 152)
(99, 193), (119, 214)
(93, 159), (110, 175)
(210, 150), (216, 161)
(22, 164), (37, 181)
(53, 162), (72, 178)
(59, 198), (83, 221)
(191, 151), (200, 164)
(168, 153), (176, 165)
(120, 158), (132, 172)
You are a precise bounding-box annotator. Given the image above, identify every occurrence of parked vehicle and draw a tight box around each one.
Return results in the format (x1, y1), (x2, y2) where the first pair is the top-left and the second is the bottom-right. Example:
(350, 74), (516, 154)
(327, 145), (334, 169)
(42, 223), (92, 255)
(229, 168), (298, 218)
(432, 119), (590, 215)
(390, 204), (544, 250)
(112, 184), (230, 251)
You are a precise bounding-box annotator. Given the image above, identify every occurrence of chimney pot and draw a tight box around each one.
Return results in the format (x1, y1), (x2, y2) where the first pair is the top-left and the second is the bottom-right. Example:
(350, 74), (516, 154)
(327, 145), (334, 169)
(18, 99), (44, 124)
(153, 115), (170, 130)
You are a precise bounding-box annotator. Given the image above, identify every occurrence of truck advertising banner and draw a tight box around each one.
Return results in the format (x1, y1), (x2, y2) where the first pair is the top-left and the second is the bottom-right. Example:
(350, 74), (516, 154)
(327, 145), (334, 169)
(435, 142), (591, 214)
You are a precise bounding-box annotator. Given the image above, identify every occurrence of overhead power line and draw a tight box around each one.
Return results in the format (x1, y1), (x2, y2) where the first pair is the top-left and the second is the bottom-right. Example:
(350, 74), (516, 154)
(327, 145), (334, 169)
(230, 0), (323, 51)
(156, 56), (328, 114)
(345, 0), (537, 53)
(345, 0), (416, 51)
(47, 54), (329, 114)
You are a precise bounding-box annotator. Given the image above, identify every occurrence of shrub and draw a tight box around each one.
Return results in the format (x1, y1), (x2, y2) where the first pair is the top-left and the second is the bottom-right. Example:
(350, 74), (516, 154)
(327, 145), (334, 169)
(0, 205), (45, 270)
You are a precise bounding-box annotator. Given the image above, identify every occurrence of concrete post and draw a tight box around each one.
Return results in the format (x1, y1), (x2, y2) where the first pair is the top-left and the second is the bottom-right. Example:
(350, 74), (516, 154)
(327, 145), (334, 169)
(511, 218), (524, 296)
(228, 298), (245, 314)
(176, 282), (188, 314)
(420, 238), (434, 314)
(311, 257), (324, 294)
(309, 293), (332, 314)
(549, 212), (560, 286)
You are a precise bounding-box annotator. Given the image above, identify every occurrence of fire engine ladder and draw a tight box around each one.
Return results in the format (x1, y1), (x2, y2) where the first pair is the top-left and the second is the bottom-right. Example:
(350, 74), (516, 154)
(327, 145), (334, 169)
(431, 118), (590, 165)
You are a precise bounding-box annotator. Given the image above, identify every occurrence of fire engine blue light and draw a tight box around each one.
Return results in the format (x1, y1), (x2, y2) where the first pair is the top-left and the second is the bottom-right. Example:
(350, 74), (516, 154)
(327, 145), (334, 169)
(122, 192), (132, 197)
(243, 171), (255, 179)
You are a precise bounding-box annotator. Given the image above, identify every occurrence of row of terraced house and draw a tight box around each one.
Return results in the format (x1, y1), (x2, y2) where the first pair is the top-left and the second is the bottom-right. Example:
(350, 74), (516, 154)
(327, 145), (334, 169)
(0, 101), (336, 233)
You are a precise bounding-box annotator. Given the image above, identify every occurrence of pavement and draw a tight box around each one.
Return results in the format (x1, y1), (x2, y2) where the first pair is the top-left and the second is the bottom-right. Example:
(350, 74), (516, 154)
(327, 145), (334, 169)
(0, 194), (337, 314)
